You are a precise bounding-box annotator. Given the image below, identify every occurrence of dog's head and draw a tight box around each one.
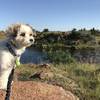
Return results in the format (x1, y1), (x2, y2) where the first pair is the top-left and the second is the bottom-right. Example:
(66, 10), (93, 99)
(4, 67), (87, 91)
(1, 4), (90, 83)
(6, 23), (36, 48)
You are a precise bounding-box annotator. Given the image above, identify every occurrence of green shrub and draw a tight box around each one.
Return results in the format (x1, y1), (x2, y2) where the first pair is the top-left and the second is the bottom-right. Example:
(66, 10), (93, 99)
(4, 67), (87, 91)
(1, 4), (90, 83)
(46, 50), (75, 64)
(67, 30), (95, 44)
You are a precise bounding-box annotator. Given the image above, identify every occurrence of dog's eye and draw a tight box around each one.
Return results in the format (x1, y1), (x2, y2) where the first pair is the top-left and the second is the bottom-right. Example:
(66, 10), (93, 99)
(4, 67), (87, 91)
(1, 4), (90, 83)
(30, 34), (32, 36)
(20, 32), (25, 37)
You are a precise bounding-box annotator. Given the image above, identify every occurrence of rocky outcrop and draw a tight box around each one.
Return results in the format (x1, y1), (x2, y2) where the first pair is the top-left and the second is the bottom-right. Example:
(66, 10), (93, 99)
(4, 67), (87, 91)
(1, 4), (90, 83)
(0, 81), (78, 100)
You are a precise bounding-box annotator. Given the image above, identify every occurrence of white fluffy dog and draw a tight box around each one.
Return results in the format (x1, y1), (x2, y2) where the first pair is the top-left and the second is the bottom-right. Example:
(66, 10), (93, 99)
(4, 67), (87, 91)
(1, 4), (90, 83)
(0, 23), (36, 90)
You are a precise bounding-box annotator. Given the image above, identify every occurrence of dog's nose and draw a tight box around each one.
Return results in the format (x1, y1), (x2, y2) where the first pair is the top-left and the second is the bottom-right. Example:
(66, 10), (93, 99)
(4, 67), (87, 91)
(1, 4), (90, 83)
(30, 39), (33, 42)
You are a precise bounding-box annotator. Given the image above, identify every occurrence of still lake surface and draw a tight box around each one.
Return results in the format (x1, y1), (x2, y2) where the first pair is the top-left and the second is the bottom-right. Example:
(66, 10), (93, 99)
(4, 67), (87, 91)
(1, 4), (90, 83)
(20, 48), (47, 64)
(20, 47), (100, 64)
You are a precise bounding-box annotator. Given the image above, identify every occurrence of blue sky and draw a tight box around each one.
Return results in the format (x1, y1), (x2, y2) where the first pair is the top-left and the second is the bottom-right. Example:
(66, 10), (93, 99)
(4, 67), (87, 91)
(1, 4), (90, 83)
(0, 0), (100, 31)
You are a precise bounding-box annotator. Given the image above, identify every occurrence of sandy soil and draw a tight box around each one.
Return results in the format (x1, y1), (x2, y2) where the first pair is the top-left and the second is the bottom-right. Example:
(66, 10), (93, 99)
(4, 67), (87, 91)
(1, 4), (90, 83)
(0, 81), (77, 100)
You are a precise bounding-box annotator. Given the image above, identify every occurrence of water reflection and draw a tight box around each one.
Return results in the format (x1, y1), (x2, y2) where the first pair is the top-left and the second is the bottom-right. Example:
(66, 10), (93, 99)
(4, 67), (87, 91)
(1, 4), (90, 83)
(20, 48), (47, 64)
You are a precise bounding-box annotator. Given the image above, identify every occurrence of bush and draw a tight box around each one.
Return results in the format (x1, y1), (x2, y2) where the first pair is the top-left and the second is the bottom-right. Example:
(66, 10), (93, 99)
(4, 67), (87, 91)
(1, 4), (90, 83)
(67, 30), (96, 44)
(46, 50), (75, 64)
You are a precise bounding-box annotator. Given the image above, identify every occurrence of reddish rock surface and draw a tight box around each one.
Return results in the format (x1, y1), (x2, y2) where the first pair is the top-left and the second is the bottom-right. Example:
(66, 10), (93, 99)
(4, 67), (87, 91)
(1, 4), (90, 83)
(0, 81), (78, 100)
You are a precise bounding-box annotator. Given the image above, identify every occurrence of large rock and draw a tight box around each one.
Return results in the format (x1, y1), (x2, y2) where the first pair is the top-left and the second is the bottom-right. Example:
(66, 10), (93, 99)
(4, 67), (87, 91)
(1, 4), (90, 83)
(0, 81), (78, 100)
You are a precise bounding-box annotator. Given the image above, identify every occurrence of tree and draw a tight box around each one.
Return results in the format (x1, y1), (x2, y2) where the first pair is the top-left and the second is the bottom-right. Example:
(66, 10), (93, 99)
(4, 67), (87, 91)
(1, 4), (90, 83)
(43, 28), (49, 32)
(67, 28), (80, 40)
(90, 28), (97, 35)
(72, 28), (76, 33)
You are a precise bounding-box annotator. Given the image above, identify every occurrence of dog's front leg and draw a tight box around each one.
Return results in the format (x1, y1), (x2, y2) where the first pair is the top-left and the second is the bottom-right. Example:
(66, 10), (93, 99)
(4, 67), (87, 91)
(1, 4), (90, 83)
(0, 67), (12, 90)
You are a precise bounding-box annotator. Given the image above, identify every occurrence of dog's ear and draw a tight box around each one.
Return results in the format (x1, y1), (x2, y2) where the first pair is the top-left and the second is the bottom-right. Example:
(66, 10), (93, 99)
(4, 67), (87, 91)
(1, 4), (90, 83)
(5, 24), (21, 38)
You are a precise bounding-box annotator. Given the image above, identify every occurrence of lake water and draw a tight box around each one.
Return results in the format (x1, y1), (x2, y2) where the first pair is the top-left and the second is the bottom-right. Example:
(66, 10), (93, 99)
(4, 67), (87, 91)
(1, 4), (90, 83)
(20, 49), (48, 64)
(73, 48), (100, 63)
(20, 47), (100, 64)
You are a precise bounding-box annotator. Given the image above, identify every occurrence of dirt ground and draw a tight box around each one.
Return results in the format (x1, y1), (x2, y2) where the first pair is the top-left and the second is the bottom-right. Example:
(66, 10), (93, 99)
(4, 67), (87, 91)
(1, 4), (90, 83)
(0, 81), (77, 100)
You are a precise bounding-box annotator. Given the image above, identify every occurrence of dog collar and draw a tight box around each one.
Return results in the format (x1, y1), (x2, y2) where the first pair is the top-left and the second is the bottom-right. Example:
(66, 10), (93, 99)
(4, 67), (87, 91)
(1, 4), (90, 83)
(6, 42), (18, 56)
(6, 42), (21, 67)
